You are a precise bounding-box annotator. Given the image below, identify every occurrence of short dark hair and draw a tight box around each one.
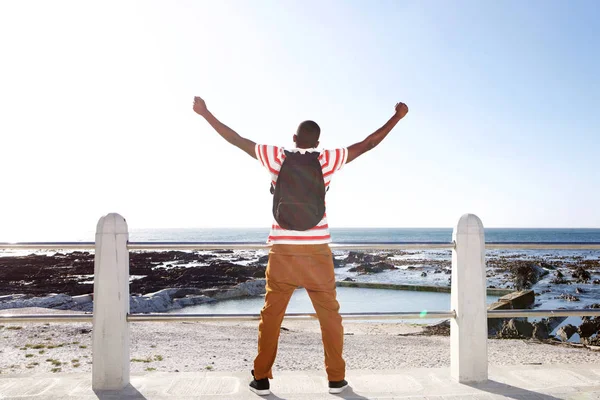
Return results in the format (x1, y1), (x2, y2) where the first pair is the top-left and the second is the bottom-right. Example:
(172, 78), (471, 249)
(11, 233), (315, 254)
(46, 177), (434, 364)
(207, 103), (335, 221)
(296, 120), (320, 148)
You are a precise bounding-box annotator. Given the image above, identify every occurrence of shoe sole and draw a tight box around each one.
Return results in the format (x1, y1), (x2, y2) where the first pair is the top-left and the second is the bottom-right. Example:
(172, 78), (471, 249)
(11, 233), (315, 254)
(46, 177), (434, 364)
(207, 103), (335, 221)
(249, 387), (271, 396)
(328, 384), (349, 394)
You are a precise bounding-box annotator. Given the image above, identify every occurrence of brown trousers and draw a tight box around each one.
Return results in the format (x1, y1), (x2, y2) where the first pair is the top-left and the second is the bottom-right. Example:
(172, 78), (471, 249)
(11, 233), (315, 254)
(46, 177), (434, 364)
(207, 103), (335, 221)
(253, 244), (345, 381)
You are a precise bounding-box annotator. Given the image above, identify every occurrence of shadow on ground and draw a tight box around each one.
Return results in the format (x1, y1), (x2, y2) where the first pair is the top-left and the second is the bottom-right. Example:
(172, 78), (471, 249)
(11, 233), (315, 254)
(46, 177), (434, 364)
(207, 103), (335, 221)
(467, 380), (562, 400)
(93, 384), (148, 400)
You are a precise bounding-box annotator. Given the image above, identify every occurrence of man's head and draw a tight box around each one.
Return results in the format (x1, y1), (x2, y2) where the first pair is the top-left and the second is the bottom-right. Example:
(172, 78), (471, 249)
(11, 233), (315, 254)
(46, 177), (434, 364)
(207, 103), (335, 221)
(294, 120), (320, 149)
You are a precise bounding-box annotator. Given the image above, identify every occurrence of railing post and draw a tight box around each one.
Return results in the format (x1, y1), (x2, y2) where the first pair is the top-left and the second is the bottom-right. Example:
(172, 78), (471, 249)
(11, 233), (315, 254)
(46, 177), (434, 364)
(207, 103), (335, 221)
(92, 213), (130, 390)
(451, 214), (488, 383)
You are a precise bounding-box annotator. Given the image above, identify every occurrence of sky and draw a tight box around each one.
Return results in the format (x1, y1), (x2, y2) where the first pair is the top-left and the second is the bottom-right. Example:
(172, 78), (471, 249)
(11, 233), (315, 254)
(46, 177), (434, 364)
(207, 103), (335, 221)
(1, 0), (599, 240)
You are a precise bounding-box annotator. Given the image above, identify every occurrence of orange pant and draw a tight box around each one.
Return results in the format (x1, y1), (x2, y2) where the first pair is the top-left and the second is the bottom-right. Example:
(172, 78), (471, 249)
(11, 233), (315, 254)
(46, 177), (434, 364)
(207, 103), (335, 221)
(253, 244), (345, 381)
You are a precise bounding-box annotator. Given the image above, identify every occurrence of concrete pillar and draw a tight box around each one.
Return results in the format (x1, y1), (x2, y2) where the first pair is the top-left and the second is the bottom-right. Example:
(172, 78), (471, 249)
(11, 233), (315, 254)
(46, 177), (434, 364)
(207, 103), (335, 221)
(92, 213), (130, 390)
(450, 214), (488, 383)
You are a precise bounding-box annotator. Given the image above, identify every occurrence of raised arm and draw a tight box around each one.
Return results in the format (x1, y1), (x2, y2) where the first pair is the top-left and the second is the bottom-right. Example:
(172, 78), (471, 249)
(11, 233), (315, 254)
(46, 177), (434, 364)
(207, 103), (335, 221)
(346, 102), (409, 164)
(193, 96), (257, 159)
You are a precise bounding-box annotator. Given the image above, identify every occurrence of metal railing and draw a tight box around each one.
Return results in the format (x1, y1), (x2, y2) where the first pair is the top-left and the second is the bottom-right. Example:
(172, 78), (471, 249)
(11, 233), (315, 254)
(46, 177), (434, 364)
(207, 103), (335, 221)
(2, 242), (600, 250)
(1, 213), (599, 389)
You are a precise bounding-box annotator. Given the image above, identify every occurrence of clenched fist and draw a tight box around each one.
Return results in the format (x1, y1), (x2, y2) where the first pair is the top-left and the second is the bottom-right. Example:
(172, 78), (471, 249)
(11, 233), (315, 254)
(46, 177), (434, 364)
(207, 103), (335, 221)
(193, 96), (208, 116)
(395, 102), (409, 119)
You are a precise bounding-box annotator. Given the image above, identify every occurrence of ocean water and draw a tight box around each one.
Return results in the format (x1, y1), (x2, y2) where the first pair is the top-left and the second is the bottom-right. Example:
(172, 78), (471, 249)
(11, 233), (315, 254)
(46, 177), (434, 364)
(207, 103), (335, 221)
(128, 228), (600, 244)
(171, 286), (500, 323)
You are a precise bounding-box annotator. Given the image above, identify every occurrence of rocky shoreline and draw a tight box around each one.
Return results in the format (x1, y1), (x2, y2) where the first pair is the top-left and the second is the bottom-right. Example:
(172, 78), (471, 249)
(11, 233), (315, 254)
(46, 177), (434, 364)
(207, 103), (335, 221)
(1, 249), (600, 315)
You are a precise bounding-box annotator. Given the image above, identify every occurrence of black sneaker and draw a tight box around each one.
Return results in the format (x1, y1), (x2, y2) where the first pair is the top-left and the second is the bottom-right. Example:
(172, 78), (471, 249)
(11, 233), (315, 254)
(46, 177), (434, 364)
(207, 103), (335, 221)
(328, 379), (349, 394)
(249, 370), (270, 396)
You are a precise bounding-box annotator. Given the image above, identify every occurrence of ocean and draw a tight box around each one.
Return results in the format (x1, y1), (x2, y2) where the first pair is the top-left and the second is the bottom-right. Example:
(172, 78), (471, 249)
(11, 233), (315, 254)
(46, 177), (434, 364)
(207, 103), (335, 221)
(128, 227), (600, 244)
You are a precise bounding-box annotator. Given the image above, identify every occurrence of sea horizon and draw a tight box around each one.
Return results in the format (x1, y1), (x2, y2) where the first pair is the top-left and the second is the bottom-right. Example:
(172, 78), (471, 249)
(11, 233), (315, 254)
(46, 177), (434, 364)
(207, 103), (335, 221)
(2, 227), (600, 244)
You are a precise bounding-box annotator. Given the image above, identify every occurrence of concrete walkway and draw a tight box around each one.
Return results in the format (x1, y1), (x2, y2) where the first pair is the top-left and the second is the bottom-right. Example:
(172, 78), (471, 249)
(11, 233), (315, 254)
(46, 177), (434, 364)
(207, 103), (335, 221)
(1, 364), (600, 400)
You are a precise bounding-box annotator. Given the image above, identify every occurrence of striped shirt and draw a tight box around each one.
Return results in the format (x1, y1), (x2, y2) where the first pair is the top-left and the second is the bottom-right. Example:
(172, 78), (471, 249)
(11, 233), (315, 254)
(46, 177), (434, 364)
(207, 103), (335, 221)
(256, 144), (348, 245)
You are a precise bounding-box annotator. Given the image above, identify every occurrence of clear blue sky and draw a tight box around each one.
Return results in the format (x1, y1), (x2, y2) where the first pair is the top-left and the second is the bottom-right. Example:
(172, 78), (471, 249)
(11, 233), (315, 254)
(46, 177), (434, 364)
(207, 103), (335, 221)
(1, 0), (599, 240)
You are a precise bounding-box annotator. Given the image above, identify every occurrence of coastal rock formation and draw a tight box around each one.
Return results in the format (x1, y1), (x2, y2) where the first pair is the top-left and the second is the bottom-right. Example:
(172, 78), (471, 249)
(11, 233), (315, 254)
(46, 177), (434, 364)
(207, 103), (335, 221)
(0, 251), (266, 297)
(255, 255), (269, 265)
(422, 320), (450, 336)
(498, 319), (534, 339)
(578, 318), (600, 339)
(345, 252), (388, 264)
(0, 293), (82, 311)
(210, 279), (266, 300)
(557, 293), (580, 302)
(332, 256), (345, 268)
(130, 288), (215, 313)
(130, 261), (265, 295)
(510, 262), (548, 290)
(0, 280), (267, 313)
(348, 262), (397, 275)
(557, 324), (578, 341)
(572, 267), (591, 283)
(532, 321), (550, 340)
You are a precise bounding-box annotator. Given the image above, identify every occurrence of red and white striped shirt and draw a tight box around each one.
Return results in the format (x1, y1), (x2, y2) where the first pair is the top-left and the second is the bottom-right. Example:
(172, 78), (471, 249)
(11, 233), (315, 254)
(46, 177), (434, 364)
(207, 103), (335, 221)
(256, 144), (348, 245)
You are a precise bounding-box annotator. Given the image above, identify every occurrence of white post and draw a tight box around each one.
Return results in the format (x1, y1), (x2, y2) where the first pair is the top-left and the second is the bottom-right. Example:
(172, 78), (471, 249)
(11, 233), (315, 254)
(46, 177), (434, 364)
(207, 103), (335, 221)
(92, 213), (130, 390)
(451, 214), (488, 383)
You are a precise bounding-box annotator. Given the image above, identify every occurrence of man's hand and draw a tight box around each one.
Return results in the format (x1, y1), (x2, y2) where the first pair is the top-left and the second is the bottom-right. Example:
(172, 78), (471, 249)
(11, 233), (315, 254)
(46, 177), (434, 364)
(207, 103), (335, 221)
(193, 96), (258, 159)
(193, 96), (209, 117)
(395, 102), (409, 119)
(346, 101), (408, 164)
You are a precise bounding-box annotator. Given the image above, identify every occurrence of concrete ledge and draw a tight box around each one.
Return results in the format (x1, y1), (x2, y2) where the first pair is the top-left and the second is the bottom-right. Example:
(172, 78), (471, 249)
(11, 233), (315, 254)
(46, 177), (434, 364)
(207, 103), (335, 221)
(1, 364), (599, 399)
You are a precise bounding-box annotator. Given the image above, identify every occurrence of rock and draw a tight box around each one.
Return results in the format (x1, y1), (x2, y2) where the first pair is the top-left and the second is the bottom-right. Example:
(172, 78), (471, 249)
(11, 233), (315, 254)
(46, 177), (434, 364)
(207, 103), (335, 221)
(0, 250), (251, 297)
(510, 262), (547, 290)
(343, 277), (355, 282)
(0, 293), (77, 311)
(489, 290), (535, 311)
(576, 287), (588, 294)
(539, 262), (555, 270)
(499, 318), (534, 339)
(532, 321), (550, 340)
(434, 269), (442, 274)
(420, 272), (427, 277)
(422, 320), (450, 336)
(172, 295), (215, 309)
(211, 280), (266, 300)
(590, 303), (600, 309)
(256, 255), (269, 265)
(556, 293), (580, 302)
(345, 252), (387, 264)
(130, 289), (179, 313)
(332, 256), (345, 268)
(572, 267), (591, 283)
(557, 324), (578, 341)
(555, 270), (564, 278)
(593, 279), (600, 285)
(578, 318), (600, 338)
(347, 262), (397, 275)
(550, 277), (570, 285)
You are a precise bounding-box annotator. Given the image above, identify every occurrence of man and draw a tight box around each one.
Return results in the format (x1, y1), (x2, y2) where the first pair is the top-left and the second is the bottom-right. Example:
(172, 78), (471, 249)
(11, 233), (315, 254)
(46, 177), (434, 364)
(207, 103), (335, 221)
(193, 97), (409, 395)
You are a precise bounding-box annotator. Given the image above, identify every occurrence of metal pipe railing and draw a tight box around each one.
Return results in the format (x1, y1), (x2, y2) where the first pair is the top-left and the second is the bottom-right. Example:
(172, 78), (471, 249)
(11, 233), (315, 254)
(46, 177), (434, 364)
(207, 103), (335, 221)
(4, 309), (600, 324)
(488, 309), (600, 318)
(0, 311), (456, 323)
(2, 241), (600, 250)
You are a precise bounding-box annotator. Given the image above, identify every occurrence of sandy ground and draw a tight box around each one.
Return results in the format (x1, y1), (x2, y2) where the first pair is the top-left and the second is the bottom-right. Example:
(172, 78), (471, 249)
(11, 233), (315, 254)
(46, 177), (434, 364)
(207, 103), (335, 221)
(1, 308), (600, 376)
